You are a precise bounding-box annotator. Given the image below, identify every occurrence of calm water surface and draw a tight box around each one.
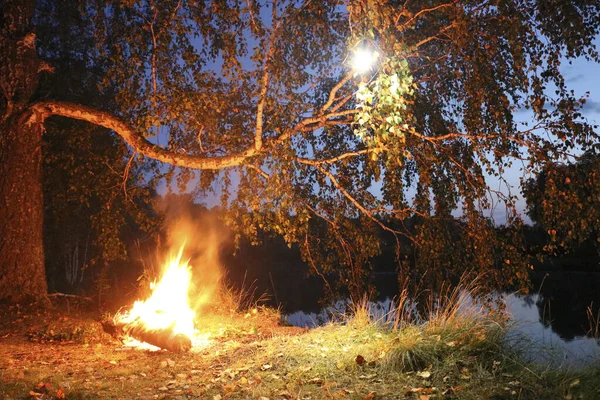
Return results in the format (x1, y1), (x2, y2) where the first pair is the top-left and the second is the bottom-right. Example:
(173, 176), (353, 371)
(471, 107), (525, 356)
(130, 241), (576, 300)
(282, 275), (600, 368)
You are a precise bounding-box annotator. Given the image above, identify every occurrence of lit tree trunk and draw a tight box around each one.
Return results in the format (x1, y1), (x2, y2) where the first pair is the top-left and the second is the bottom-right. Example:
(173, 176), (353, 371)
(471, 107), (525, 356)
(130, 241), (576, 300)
(0, 113), (48, 300)
(0, 0), (48, 301)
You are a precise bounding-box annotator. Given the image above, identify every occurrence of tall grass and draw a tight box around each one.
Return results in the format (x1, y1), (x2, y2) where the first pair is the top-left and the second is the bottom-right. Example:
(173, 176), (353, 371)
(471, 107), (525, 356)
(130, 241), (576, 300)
(347, 274), (509, 373)
(587, 303), (600, 339)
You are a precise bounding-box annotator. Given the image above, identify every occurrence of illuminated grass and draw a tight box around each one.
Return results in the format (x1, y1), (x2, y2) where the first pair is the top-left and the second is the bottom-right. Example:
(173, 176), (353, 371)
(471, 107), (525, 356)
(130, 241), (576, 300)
(2, 284), (600, 399)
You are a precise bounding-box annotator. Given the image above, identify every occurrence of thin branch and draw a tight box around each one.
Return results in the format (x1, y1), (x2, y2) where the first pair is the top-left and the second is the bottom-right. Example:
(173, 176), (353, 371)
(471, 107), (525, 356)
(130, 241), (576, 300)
(244, 0), (260, 32)
(303, 232), (335, 299)
(320, 71), (354, 113)
(412, 22), (457, 49)
(150, 10), (158, 97)
(403, 125), (537, 150)
(246, 163), (269, 179)
(298, 159), (404, 249)
(396, 3), (455, 29)
(331, 92), (355, 113)
(255, 1), (279, 151)
(47, 293), (93, 302)
(121, 152), (137, 201)
(298, 118), (354, 132)
(296, 148), (376, 165)
(273, 109), (358, 145)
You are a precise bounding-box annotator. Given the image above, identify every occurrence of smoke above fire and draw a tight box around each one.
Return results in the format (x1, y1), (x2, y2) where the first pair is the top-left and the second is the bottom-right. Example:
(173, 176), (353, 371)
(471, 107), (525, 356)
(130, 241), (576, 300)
(112, 197), (230, 351)
(157, 198), (229, 315)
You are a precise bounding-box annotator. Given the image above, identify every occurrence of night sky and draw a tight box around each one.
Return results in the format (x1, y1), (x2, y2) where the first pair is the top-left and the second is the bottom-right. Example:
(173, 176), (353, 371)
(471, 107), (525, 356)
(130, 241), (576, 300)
(155, 33), (600, 226)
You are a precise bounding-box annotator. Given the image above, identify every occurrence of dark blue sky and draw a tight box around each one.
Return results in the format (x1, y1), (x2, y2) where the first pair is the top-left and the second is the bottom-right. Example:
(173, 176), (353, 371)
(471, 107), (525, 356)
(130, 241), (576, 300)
(156, 27), (599, 226)
(494, 36), (600, 224)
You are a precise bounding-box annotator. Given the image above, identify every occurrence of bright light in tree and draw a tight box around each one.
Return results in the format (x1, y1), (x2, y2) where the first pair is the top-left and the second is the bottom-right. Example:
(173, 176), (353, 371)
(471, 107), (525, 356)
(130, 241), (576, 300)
(352, 49), (378, 73)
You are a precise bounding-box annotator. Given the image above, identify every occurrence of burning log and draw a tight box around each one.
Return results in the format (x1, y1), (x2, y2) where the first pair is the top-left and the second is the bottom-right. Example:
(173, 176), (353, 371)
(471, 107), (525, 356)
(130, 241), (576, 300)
(100, 246), (199, 353)
(101, 319), (192, 353)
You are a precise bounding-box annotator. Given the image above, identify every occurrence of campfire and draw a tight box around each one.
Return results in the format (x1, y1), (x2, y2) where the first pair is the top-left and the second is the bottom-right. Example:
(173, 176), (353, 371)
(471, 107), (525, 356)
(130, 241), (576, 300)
(103, 246), (210, 352)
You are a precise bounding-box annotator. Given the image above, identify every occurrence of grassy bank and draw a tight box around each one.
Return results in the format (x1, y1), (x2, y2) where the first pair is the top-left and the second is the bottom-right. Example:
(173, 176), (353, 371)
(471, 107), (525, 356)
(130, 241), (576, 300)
(1, 290), (600, 399)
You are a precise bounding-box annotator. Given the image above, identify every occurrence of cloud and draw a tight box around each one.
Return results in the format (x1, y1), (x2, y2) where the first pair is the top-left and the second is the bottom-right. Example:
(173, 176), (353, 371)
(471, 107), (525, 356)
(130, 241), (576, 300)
(566, 73), (585, 83)
(581, 99), (600, 114)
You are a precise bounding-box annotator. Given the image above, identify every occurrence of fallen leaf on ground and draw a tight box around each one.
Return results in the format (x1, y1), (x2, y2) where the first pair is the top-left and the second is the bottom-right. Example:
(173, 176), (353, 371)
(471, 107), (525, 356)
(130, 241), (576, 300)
(442, 385), (462, 395)
(569, 379), (580, 388)
(36, 382), (52, 391)
(359, 373), (377, 380)
(407, 387), (423, 395)
(260, 364), (272, 371)
(416, 371), (431, 378)
(308, 377), (324, 386)
(355, 355), (366, 365)
(460, 367), (471, 380)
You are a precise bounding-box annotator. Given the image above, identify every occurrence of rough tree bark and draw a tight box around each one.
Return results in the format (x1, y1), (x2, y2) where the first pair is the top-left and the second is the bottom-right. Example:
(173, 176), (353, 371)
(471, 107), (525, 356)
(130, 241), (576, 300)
(0, 0), (48, 301)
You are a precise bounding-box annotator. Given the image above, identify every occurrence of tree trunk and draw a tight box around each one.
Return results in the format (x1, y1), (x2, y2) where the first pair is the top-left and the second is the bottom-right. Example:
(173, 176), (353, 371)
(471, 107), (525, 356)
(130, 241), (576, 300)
(0, 114), (48, 301)
(0, 0), (48, 301)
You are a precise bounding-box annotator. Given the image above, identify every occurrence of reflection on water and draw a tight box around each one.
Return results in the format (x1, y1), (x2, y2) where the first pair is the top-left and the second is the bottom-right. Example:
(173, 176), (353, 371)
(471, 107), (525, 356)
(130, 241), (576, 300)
(504, 293), (600, 367)
(283, 274), (600, 367)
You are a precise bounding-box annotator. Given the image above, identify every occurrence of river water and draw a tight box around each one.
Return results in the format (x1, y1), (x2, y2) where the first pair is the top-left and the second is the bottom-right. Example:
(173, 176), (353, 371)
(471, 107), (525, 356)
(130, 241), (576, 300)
(282, 273), (600, 368)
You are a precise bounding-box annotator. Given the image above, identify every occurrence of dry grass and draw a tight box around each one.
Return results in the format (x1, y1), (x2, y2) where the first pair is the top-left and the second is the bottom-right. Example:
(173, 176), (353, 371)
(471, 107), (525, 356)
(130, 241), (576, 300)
(587, 303), (600, 339)
(1, 281), (600, 399)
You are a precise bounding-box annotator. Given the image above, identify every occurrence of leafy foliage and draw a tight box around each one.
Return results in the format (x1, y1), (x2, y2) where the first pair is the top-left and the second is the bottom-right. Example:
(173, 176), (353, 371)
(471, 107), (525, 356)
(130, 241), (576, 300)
(353, 56), (414, 157)
(72, 0), (599, 293)
(3, 0), (600, 297)
(524, 149), (600, 259)
(35, 0), (161, 295)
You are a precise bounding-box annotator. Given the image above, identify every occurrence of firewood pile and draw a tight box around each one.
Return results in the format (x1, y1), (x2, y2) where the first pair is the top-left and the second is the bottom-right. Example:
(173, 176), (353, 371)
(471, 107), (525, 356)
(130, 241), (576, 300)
(101, 318), (192, 353)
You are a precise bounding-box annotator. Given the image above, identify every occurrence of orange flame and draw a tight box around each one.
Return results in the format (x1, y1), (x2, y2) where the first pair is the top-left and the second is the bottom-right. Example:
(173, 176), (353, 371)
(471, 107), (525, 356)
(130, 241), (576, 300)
(116, 246), (207, 349)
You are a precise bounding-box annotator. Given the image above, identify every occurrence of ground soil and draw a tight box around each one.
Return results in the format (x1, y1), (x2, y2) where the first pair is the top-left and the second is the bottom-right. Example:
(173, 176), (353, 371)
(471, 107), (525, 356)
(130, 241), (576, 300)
(3, 298), (599, 400)
(0, 300), (307, 400)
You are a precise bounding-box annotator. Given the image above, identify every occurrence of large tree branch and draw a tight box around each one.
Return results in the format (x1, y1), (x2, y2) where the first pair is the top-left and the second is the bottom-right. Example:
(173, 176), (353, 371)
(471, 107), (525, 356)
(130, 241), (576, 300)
(29, 100), (258, 170)
(28, 99), (357, 170)
(25, 60), (359, 171)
